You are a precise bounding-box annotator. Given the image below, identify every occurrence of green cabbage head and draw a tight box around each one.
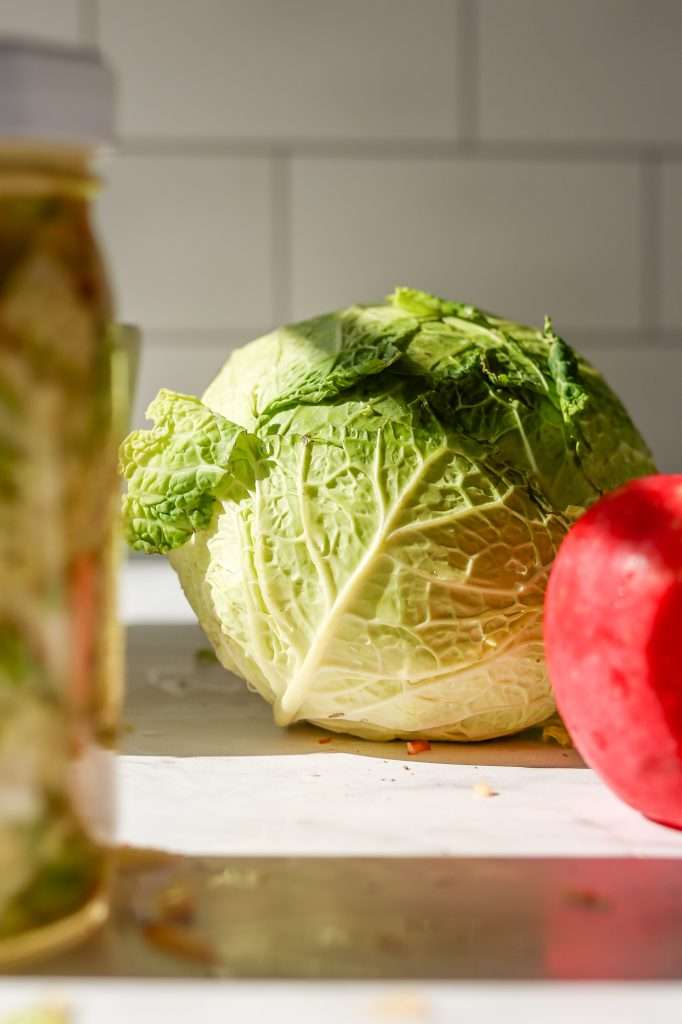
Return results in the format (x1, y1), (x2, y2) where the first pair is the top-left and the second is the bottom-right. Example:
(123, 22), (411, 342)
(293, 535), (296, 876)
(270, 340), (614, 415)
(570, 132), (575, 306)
(120, 288), (654, 740)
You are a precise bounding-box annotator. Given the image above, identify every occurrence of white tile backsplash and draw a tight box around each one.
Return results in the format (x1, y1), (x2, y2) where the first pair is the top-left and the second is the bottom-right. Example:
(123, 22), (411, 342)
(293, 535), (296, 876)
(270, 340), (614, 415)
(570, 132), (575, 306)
(290, 157), (641, 330)
(98, 0), (460, 142)
(131, 331), (247, 429)
(479, 0), (682, 144)
(1, 1), (679, 474)
(97, 155), (274, 331)
(0, 0), (80, 43)
(662, 163), (682, 330)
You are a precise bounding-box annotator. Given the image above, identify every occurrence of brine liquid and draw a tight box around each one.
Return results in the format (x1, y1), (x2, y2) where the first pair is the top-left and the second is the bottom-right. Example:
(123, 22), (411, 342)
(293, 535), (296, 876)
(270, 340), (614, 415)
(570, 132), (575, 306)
(0, 183), (118, 957)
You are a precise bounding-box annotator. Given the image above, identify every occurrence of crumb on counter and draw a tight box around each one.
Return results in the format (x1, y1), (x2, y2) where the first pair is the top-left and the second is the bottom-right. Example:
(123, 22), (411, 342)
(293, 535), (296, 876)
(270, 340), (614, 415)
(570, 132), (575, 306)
(142, 921), (217, 965)
(370, 989), (432, 1020)
(2, 1005), (70, 1024)
(406, 740), (431, 756)
(156, 881), (197, 926)
(563, 887), (609, 910)
(541, 714), (573, 748)
(208, 866), (260, 890)
(472, 781), (498, 799)
(194, 646), (218, 664)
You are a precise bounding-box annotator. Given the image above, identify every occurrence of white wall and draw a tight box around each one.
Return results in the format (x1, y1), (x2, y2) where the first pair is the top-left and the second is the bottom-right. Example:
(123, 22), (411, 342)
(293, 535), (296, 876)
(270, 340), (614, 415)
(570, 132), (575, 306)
(3, 0), (681, 469)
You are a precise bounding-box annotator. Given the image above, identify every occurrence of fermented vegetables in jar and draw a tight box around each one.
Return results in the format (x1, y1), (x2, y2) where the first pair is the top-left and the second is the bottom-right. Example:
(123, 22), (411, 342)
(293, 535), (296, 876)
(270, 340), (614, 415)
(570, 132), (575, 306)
(0, 39), (120, 965)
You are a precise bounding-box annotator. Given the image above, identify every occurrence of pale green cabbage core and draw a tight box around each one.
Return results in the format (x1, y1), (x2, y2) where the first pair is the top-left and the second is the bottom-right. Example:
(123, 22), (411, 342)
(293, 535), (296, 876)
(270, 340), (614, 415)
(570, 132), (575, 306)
(120, 288), (655, 740)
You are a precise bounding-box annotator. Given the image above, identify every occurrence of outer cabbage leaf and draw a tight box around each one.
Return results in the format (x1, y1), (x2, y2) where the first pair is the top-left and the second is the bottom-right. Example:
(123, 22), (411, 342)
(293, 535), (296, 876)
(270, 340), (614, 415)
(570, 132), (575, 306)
(202, 302), (419, 428)
(120, 389), (260, 554)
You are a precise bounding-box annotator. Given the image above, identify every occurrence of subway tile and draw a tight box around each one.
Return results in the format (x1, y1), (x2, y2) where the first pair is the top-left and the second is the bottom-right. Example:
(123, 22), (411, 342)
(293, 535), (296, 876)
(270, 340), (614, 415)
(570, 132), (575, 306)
(98, 0), (459, 141)
(0, 0), (80, 42)
(131, 331), (248, 429)
(290, 157), (640, 330)
(479, 0), (682, 144)
(96, 155), (273, 330)
(662, 163), (682, 329)
(581, 342), (682, 474)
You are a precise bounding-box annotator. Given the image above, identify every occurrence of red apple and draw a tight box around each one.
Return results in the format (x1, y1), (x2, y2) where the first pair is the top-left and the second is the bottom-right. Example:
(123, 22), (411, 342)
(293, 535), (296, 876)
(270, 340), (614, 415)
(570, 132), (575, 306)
(544, 474), (682, 828)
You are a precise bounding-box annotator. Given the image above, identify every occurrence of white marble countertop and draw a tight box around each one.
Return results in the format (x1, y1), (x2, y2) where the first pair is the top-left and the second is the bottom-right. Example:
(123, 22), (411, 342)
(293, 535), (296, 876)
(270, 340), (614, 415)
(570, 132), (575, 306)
(121, 558), (197, 625)
(18, 560), (674, 1018)
(118, 561), (682, 861)
(1, 980), (681, 1024)
(118, 753), (682, 860)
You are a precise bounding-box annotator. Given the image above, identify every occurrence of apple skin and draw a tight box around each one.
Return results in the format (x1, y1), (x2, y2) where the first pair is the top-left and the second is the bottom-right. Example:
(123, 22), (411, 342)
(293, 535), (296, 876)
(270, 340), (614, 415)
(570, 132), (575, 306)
(544, 475), (682, 829)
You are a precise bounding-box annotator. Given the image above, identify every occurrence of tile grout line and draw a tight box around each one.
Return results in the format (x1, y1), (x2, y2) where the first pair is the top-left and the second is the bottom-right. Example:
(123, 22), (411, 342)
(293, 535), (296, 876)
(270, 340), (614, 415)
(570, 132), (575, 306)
(119, 136), (682, 163)
(137, 328), (275, 346)
(77, 0), (99, 46)
(270, 155), (293, 325)
(639, 154), (662, 335)
(455, 0), (479, 144)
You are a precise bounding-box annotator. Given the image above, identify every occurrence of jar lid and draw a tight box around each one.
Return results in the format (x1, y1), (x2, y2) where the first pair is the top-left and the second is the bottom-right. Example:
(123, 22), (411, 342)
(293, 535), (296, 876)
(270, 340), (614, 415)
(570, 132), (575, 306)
(0, 38), (115, 146)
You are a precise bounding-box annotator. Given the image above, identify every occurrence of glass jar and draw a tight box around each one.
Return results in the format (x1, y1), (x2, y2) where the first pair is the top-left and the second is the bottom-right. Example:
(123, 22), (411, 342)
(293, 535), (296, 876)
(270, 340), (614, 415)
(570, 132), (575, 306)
(0, 40), (119, 965)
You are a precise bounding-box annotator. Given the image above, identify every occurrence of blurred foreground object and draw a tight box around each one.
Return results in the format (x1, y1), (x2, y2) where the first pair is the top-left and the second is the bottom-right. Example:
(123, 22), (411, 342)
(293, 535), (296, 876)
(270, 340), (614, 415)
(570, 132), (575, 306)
(545, 475), (682, 829)
(0, 38), (121, 965)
